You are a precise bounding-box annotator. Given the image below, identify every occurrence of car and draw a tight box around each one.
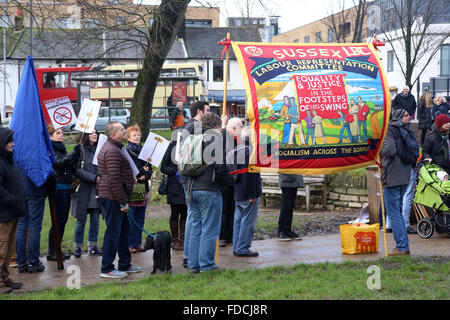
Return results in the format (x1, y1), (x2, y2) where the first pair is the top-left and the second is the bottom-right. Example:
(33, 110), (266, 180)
(150, 107), (191, 129)
(1, 117), (11, 128)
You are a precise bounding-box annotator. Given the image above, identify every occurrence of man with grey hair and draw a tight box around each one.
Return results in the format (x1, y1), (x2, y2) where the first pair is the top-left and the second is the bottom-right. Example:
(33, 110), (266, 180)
(219, 117), (243, 247)
(97, 121), (142, 278)
(393, 85), (416, 118)
(170, 102), (187, 130)
(231, 126), (261, 257)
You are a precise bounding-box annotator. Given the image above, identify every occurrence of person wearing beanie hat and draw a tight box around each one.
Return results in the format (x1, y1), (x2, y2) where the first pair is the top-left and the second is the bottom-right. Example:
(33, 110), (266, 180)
(381, 106), (419, 256)
(423, 111), (450, 174)
(434, 114), (450, 130)
(0, 128), (26, 293)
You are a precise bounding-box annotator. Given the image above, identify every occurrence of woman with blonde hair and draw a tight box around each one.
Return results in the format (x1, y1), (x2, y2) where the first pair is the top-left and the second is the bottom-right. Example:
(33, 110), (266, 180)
(125, 125), (152, 253)
(431, 95), (450, 120)
(417, 90), (433, 145)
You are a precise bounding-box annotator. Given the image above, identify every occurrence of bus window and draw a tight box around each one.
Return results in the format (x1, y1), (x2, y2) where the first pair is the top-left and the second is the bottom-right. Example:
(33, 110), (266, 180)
(124, 70), (139, 87)
(110, 100), (123, 108)
(161, 68), (176, 77)
(70, 71), (96, 88)
(43, 72), (69, 88)
(178, 68), (196, 77)
(109, 71), (122, 87)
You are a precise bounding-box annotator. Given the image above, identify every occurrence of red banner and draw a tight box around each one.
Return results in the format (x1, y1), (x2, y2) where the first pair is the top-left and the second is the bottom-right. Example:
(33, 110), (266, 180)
(172, 82), (187, 104)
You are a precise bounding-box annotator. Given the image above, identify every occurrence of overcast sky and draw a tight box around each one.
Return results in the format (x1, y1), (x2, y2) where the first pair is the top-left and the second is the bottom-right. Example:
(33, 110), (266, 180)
(141, 0), (357, 33)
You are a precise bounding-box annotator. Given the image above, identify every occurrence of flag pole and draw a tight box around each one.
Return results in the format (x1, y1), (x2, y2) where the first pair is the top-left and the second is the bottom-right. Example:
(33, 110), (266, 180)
(46, 179), (64, 269)
(377, 157), (389, 257)
(216, 32), (231, 266)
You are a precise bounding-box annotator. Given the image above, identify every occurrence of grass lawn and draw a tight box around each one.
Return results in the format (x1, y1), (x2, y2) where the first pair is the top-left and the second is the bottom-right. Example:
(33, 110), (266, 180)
(2, 258), (449, 300)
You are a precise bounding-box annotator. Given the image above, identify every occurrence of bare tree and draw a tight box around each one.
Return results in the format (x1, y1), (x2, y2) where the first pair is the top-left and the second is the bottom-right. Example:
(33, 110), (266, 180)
(6, 0), (190, 136)
(321, 0), (369, 43)
(373, 0), (449, 89)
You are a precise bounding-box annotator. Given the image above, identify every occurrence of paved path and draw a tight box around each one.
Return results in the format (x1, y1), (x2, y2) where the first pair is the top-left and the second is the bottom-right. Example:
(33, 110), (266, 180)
(11, 231), (450, 292)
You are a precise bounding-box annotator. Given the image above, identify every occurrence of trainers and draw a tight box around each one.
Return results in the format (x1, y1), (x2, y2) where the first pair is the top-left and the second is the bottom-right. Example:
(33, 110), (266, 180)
(219, 240), (227, 247)
(120, 264), (142, 273)
(74, 247), (82, 258)
(88, 246), (103, 256)
(233, 250), (259, 257)
(277, 233), (292, 242)
(100, 269), (128, 278)
(406, 226), (418, 234)
(288, 231), (302, 240)
(18, 265), (28, 273)
(28, 262), (45, 273)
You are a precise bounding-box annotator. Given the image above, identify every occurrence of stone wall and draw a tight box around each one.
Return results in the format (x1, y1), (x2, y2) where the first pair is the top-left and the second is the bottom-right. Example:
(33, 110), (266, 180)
(326, 172), (368, 211)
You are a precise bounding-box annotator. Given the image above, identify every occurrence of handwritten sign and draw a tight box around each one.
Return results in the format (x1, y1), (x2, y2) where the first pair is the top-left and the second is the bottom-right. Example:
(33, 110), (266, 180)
(74, 98), (101, 133)
(138, 132), (169, 167)
(44, 96), (77, 130)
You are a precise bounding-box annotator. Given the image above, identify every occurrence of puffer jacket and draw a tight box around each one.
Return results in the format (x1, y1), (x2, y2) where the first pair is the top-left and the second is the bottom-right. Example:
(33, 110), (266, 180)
(0, 127), (26, 222)
(422, 123), (450, 173)
(51, 140), (78, 185)
(97, 137), (134, 205)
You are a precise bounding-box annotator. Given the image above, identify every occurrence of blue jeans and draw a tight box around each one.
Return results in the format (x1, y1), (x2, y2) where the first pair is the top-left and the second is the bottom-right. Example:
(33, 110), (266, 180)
(383, 185), (410, 252)
(306, 128), (314, 144)
(128, 205), (146, 247)
(188, 190), (222, 272)
(16, 195), (46, 266)
(386, 167), (416, 229)
(233, 198), (259, 255)
(48, 189), (71, 255)
(99, 198), (131, 273)
(74, 209), (101, 247)
(182, 184), (192, 260)
(339, 124), (353, 142)
(282, 123), (291, 144)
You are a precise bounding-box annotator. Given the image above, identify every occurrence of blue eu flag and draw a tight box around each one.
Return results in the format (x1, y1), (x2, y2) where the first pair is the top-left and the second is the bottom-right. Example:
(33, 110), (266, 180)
(10, 56), (55, 187)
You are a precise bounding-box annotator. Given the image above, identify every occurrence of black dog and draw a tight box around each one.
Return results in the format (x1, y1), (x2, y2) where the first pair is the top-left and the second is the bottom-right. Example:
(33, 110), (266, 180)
(144, 231), (172, 274)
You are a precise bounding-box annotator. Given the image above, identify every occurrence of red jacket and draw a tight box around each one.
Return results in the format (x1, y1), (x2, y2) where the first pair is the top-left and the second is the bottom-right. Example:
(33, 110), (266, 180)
(357, 103), (370, 121)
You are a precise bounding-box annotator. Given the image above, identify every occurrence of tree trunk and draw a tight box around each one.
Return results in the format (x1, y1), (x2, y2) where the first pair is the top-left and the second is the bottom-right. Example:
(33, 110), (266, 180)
(130, 0), (191, 139)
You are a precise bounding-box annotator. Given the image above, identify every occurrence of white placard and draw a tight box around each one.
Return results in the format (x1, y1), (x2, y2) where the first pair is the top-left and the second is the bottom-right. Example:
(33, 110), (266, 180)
(175, 131), (182, 162)
(92, 134), (107, 166)
(44, 96), (77, 130)
(138, 132), (170, 168)
(74, 98), (101, 133)
(122, 147), (140, 177)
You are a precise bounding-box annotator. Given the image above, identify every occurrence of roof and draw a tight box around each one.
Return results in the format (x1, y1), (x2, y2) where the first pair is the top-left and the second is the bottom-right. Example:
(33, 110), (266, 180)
(7, 26), (261, 61)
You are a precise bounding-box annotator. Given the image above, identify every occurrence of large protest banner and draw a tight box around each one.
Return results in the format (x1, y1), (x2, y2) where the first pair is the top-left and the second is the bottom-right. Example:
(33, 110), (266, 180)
(231, 42), (390, 174)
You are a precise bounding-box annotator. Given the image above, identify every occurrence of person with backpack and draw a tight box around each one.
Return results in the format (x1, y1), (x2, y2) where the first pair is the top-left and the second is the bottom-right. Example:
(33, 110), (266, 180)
(380, 108), (418, 256)
(179, 112), (229, 273)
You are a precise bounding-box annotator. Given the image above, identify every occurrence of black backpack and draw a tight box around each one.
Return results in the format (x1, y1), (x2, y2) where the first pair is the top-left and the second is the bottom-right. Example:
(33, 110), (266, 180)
(389, 126), (416, 165)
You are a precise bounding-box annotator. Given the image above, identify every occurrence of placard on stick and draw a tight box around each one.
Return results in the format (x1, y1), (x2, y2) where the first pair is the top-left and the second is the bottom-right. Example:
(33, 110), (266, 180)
(138, 132), (169, 167)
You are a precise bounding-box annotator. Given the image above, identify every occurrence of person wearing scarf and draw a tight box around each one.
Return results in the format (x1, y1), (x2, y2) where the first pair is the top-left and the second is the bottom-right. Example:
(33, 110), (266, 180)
(125, 125), (152, 253)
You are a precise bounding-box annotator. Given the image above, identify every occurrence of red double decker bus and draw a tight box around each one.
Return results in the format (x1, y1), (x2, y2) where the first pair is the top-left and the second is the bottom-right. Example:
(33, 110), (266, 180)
(35, 66), (93, 123)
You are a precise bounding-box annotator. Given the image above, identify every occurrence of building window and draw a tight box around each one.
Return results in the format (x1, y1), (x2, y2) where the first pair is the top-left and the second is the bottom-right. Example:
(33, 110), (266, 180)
(83, 18), (99, 28)
(213, 60), (224, 82)
(339, 22), (351, 37)
(148, 18), (154, 27)
(315, 32), (322, 43)
(387, 50), (394, 72)
(185, 20), (212, 28)
(115, 17), (126, 25)
(441, 45), (450, 76)
(304, 35), (310, 43)
(328, 28), (334, 42)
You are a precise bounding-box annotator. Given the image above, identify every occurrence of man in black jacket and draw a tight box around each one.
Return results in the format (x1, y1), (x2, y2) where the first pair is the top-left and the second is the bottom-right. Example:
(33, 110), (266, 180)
(393, 86), (417, 118)
(0, 128), (26, 293)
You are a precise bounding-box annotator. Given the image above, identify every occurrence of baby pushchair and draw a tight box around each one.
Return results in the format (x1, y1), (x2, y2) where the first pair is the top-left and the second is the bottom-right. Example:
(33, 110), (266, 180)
(413, 162), (450, 239)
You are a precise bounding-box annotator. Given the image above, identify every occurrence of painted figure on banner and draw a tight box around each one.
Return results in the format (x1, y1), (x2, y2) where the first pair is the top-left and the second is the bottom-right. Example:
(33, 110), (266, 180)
(312, 110), (326, 144)
(337, 110), (353, 143)
(349, 99), (360, 142)
(280, 96), (292, 146)
(305, 110), (315, 145)
(357, 96), (370, 142)
(287, 98), (300, 146)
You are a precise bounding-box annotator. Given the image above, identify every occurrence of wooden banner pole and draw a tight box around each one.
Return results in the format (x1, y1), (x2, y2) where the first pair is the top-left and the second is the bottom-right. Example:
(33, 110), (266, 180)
(377, 158), (389, 257)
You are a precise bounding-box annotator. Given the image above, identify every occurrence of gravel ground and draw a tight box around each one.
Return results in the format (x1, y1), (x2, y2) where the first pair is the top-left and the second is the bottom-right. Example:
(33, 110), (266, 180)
(147, 204), (362, 239)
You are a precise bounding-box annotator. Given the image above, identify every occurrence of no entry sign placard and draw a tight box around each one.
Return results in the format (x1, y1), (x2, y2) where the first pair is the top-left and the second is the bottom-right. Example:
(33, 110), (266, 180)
(44, 96), (77, 130)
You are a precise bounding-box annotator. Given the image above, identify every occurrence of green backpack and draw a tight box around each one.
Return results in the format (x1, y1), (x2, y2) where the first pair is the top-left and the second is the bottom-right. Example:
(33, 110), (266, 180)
(178, 134), (207, 177)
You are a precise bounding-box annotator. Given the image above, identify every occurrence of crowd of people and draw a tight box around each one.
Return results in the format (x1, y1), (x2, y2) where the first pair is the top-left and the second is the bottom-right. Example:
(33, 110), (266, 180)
(1, 88), (449, 292)
(382, 86), (450, 256)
